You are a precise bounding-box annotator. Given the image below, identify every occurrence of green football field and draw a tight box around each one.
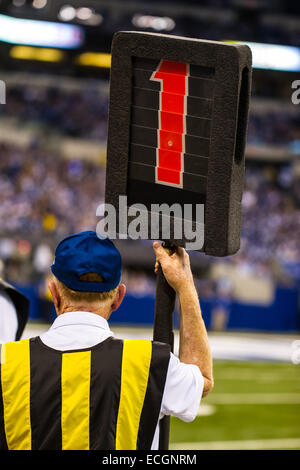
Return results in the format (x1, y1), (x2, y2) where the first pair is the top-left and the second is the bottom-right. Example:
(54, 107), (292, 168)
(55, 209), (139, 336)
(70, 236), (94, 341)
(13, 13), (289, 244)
(169, 360), (300, 450)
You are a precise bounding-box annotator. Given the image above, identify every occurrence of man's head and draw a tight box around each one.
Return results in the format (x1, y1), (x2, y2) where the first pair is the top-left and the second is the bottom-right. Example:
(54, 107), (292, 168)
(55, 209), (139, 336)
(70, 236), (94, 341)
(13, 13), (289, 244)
(49, 231), (126, 319)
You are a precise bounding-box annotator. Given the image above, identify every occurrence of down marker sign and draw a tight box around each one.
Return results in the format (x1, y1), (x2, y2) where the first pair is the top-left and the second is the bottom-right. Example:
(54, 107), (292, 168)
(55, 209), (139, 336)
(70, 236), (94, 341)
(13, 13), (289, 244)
(105, 31), (252, 256)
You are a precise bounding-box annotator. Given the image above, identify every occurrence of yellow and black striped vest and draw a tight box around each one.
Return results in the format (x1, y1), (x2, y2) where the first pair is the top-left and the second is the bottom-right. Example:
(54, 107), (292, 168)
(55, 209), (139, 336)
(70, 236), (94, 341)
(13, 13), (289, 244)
(0, 336), (170, 450)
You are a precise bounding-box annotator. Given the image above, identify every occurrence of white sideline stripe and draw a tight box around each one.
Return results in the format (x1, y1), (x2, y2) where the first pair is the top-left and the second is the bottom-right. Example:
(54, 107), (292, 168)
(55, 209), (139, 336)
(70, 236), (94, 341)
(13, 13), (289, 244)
(205, 393), (300, 404)
(216, 371), (300, 381)
(170, 437), (300, 450)
(197, 405), (216, 416)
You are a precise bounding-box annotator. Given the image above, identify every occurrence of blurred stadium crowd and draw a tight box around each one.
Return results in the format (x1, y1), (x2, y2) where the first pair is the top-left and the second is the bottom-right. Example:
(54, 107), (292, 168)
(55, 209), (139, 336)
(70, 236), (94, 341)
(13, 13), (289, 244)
(1, 80), (300, 148)
(248, 111), (300, 146)
(0, 83), (109, 141)
(228, 166), (300, 280)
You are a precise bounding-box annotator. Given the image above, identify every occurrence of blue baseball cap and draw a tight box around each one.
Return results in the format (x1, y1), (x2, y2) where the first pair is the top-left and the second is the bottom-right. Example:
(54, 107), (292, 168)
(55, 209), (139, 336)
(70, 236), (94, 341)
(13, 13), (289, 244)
(51, 231), (122, 292)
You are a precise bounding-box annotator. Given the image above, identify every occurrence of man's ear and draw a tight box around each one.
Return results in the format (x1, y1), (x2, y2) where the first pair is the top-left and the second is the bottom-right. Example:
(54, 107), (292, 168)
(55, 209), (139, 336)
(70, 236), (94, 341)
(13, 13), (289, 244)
(48, 280), (61, 315)
(111, 283), (126, 312)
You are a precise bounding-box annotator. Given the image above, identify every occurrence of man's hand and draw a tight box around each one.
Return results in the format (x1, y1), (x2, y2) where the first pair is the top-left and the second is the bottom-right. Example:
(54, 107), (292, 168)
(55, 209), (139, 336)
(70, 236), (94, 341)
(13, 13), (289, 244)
(153, 241), (194, 293)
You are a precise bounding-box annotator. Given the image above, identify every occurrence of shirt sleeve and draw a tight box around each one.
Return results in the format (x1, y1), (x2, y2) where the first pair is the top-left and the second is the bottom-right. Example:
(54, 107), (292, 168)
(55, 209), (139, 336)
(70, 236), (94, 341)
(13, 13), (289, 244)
(0, 293), (18, 344)
(160, 352), (204, 422)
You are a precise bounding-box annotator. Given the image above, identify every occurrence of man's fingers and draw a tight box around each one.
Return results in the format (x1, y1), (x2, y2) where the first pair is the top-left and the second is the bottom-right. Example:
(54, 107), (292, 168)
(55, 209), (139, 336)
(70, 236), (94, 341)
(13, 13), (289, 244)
(153, 241), (169, 262)
(176, 246), (190, 263)
(176, 246), (185, 257)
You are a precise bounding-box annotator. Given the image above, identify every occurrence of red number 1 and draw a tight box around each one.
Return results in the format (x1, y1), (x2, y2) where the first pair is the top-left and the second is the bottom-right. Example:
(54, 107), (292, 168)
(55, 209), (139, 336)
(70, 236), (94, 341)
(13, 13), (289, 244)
(150, 60), (189, 188)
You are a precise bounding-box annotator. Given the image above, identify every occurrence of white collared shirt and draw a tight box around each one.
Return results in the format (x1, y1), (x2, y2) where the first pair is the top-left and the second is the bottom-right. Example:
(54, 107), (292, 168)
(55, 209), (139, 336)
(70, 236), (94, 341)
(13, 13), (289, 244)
(39, 311), (204, 449)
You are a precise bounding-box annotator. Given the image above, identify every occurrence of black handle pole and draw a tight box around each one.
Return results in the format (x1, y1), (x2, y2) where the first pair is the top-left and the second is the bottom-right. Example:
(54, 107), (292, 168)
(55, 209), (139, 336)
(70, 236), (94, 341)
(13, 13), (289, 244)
(153, 246), (176, 450)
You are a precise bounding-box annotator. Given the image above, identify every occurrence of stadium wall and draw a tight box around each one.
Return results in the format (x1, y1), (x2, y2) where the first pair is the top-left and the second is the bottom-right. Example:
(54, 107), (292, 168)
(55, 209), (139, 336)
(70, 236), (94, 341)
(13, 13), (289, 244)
(13, 283), (300, 333)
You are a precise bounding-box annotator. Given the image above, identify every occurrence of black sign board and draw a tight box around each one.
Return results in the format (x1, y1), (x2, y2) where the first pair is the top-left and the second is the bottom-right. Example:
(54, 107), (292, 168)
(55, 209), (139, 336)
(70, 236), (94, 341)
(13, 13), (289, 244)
(105, 32), (252, 256)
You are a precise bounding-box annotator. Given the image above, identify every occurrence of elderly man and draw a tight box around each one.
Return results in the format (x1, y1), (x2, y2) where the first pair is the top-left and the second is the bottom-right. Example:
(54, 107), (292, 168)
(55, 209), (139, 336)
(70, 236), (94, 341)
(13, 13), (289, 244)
(0, 231), (213, 450)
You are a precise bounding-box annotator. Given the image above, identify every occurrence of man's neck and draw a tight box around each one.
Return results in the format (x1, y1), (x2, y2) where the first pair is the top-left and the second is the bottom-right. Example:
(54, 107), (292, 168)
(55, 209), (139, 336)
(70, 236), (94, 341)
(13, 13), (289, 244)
(58, 306), (110, 320)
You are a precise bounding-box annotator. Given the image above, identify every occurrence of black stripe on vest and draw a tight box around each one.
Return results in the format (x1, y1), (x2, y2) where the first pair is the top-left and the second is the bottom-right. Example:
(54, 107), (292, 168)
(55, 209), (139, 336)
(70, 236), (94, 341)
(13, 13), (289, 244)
(0, 345), (8, 450)
(137, 341), (171, 450)
(29, 337), (62, 450)
(89, 337), (123, 450)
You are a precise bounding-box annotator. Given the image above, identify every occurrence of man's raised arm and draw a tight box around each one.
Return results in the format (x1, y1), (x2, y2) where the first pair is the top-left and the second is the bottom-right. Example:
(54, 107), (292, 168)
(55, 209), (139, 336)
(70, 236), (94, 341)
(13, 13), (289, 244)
(153, 242), (214, 397)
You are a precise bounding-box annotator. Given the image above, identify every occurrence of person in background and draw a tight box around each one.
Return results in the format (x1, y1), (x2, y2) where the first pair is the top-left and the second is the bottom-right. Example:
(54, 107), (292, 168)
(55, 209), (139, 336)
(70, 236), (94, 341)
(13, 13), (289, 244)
(0, 278), (29, 343)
